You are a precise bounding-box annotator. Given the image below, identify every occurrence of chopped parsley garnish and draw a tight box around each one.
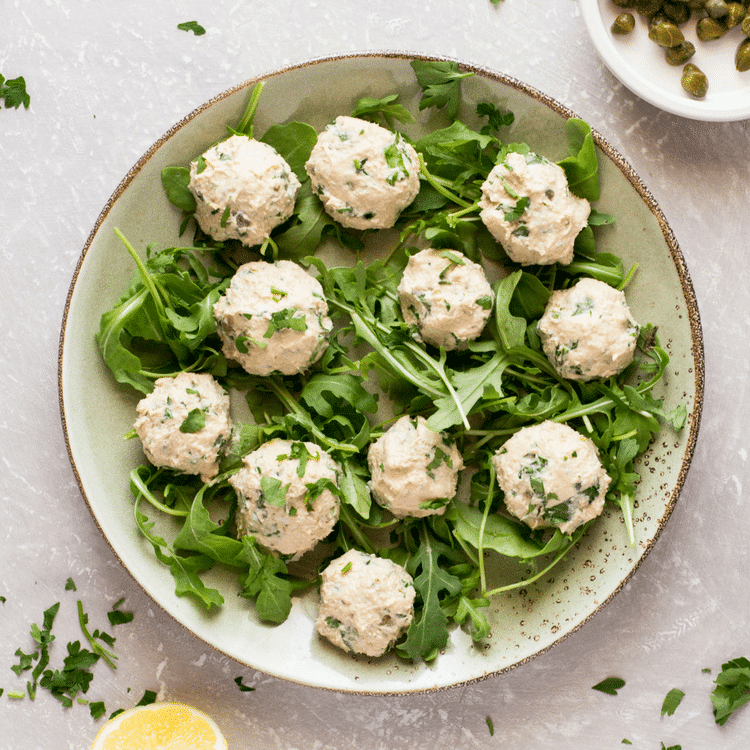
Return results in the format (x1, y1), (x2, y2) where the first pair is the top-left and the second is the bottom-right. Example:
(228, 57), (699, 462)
(177, 20), (206, 36)
(592, 677), (626, 695)
(0, 74), (30, 109)
(661, 688), (685, 716)
(264, 308), (307, 338)
(503, 196), (529, 223)
(234, 675), (256, 692)
(179, 407), (206, 433)
(711, 656), (750, 725)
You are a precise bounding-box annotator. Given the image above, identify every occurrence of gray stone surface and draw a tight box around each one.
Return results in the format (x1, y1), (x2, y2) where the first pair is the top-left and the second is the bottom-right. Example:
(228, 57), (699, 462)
(1, 0), (749, 747)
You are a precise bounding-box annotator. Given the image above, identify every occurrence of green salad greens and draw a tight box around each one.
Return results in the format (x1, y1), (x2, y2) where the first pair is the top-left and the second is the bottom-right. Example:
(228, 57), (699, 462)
(96, 60), (685, 662)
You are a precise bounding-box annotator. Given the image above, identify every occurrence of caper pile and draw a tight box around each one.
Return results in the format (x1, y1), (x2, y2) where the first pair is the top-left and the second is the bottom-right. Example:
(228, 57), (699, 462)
(609, 0), (750, 98)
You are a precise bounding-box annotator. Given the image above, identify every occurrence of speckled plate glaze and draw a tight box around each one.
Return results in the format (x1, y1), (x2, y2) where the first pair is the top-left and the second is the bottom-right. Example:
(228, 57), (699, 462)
(59, 52), (704, 694)
(579, 0), (750, 121)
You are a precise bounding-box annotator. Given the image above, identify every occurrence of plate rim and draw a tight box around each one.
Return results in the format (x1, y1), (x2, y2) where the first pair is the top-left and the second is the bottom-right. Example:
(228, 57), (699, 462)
(58, 49), (705, 694)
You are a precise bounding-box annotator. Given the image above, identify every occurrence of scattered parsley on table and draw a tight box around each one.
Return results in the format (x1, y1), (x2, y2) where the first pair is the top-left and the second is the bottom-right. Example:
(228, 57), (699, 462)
(0, 74), (30, 109)
(177, 20), (206, 36)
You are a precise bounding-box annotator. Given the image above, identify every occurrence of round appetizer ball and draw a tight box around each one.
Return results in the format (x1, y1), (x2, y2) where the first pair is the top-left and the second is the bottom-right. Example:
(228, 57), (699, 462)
(230, 438), (341, 560)
(316, 549), (415, 657)
(188, 135), (301, 247)
(304, 115), (421, 230)
(537, 277), (640, 381)
(398, 248), (494, 350)
(134, 371), (232, 482)
(212, 260), (332, 377)
(479, 151), (590, 266)
(492, 421), (610, 535)
(367, 415), (464, 519)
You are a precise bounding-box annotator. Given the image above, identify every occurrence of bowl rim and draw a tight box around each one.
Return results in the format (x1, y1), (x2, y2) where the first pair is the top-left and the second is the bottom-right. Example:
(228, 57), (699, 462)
(58, 49), (705, 694)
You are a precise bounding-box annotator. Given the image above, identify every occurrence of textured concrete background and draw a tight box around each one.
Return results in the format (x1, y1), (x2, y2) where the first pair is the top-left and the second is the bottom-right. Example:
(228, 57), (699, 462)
(1, 0), (749, 747)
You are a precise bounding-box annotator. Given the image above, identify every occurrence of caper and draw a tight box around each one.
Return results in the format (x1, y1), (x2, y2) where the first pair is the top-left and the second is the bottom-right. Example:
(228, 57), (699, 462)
(665, 39), (697, 63)
(742, 13), (750, 35)
(696, 15), (727, 38)
(686, 0), (706, 10)
(649, 18), (686, 44)
(736, 37), (750, 70)
(612, 12), (637, 32)
(634, 0), (664, 15)
(724, 2), (746, 25)
(611, 0), (635, 7)
(681, 63), (709, 96)
(705, 0), (730, 15)
(662, 1), (692, 23)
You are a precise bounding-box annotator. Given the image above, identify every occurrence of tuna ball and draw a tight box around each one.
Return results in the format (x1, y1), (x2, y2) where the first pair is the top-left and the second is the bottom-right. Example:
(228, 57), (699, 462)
(305, 115), (420, 230)
(316, 549), (415, 657)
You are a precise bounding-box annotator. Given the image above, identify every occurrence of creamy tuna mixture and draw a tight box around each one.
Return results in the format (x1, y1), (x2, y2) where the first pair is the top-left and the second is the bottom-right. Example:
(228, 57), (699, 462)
(213, 260), (332, 377)
(367, 415), (464, 518)
(231, 438), (341, 560)
(492, 420), (610, 535)
(397, 248), (494, 350)
(189, 135), (301, 247)
(316, 549), (415, 657)
(537, 277), (640, 381)
(304, 115), (421, 230)
(479, 151), (590, 266)
(134, 371), (232, 482)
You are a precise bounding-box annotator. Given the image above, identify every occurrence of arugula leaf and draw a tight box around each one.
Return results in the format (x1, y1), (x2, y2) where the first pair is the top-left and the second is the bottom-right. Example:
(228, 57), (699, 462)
(410, 60), (473, 119)
(177, 20), (206, 36)
(260, 121), (318, 182)
(711, 656), (750, 725)
(161, 167), (196, 213)
(0, 74), (30, 109)
(399, 523), (464, 661)
(557, 118), (600, 202)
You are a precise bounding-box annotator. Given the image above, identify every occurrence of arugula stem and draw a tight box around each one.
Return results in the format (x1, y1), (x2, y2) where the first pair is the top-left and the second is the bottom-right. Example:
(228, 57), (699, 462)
(129, 468), (189, 517)
(477, 464), (496, 595)
(235, 82), (265, 136)
(483, 535), (577, 597)
(417, 153), (473, 209)
(338, 505), (375, 554)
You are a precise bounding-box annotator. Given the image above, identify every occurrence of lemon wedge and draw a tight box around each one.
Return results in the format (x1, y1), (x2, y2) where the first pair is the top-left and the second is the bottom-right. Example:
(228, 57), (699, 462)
(90, 702), (228, 750)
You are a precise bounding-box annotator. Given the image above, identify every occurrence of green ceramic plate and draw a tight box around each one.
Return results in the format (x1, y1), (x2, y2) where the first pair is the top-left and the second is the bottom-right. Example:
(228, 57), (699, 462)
(59, 52), (704, 694)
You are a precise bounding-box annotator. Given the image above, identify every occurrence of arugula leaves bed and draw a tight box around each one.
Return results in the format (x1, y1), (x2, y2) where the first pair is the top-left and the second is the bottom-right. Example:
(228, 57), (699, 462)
(96, 60), (685, 663)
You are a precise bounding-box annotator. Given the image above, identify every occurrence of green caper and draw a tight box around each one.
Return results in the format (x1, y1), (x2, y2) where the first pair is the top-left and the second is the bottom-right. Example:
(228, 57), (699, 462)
(705, 0), (730, 15)
(649, 18), (686, 44)
(686, 0), (706, 10)
(612, 12), (637, 32)
(681, 63), (709, 96)
(724, 2), (746, 25)
(665, 39), (697, 63)
(742, 13), (750, 35)
(662, 1), (692, 23)
(634, 0), (664, 14)
(611, 0), (635, 7)
(736, 37), (750, 70)
(696, 15), (728, 38)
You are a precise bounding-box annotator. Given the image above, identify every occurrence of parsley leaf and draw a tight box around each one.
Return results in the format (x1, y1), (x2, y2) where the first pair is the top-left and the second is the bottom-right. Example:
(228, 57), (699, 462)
(0, 74), (30, 109)
(592, 677), (626, 695)
(177, 21), (206, 36)
(410, 60), (473, 119)
(661, 688), (685, 716)
(711, 656), (750, 725)
(351, 93), (415, 128)
(179, 407), (206, 433)
(234, 675), (256, 692)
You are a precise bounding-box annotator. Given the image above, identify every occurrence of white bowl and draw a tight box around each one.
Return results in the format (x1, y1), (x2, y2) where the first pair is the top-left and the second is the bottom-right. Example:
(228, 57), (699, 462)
(579, 0), (750, 121)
